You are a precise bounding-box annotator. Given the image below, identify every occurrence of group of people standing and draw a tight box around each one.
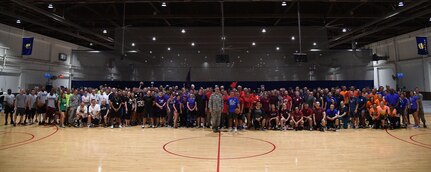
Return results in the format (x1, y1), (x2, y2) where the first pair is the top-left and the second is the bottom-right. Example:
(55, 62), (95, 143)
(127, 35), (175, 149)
(0, 83), (427, 133)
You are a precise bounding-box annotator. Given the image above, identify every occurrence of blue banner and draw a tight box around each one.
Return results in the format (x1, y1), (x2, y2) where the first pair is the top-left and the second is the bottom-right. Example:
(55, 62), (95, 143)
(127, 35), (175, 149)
(416, 37), (428, 55)
(22, 37), (34, 55)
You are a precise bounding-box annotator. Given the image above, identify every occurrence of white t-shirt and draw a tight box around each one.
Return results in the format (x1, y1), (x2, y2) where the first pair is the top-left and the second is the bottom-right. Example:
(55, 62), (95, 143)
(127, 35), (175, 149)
(89, 94), (99, 104)
(82, 95), (90, 105)
(101, 93), (109, 104)
(37, 91), (48, 104)
(76, 105), (88, 117)
(46, 94), (57, 108)
(88, 104), (101, 119)
(4, 94), (15, 106)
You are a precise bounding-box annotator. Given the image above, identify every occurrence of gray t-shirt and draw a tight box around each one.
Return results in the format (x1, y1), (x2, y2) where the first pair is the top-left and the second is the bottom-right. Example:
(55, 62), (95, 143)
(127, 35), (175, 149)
(28, 94), (37, 109)
(417, 93), (423, 109)
(37, 91), (48, 104)
(70, 94), (80, 107)
(46, 94), (57, 108)
(16, 94), (26, 108)
(4, 94), (15, 106)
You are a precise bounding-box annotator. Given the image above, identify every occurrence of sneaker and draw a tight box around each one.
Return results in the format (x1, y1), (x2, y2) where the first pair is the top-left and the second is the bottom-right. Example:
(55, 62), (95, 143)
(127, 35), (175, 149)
(119, 125), (122, 128)
(60, 125), (65, 128)
(309, 128), (313, 131)
(4, 122), (7, 125)
(234, 128), (238, 132)
(424, 124), (428, 128)
(228, 128), (233, 132)
(141, 125), (145, 129)
(111, 125), (114, 129)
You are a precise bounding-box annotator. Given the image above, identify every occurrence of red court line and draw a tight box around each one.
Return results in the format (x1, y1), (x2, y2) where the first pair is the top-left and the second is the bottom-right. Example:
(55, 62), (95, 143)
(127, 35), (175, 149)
(162, 135), (277, 160)
(0, 125), (59, 151)
(409, 133), (431, 147)
(385, 129), (431, 150)
(0, 132), (35, 147)
(217, 131), (221, 172)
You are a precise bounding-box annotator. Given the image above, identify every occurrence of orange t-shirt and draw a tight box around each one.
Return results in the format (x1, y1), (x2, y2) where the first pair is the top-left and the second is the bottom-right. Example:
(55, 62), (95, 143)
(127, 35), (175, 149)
(376, 105), (390, 116)
(340, 91), (350, 104)
(374, 99), (386, 106)
(388, 109), (397, 117)
(366, 101), (374, 109)
(369, 108), (379, 117)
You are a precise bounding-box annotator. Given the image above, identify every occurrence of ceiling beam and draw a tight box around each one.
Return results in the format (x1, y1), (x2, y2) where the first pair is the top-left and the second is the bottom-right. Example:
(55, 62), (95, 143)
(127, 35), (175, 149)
(0, 10), (114, 49)
(26, 0), (402, 4)
(329, 9), (431, 48)
(328, 0), (428, 43)
(148, 2), (171, 26)
(10, 0), (114, 43)
(273, 2), (296, 26)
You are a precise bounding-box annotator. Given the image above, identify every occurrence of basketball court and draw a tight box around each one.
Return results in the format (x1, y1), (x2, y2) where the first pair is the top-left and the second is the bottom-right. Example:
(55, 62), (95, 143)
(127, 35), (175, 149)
(1, 116), (431, 172)
(1, 1), (431, 172)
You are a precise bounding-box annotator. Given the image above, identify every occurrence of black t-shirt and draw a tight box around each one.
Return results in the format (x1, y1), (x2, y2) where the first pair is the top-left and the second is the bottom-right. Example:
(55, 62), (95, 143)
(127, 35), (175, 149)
(110, 96), (121, 109)
(136, 97), (145, 112)
(126, 98), (134, 111)
(195, 94), (206, 110)
(143, 95), (154, 110)
(100, 104), (109, 116)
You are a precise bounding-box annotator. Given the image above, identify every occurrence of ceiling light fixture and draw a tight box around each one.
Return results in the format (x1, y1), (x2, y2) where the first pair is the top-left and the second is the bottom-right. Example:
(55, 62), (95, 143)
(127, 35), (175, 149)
(152, 37), (156, 41)
(281, 1), (287, 7)
(48, 4), (53, 9)
(89, 42), (93, 46)
(313, 42), (317, 46)
(191, 42), (195, 46)
(149, 50), (152, 54)
(276, 47), (280, 51)
(131, 43), (135, 46)
(342, 28), (347, 33)
(161, 2), (167, 7)
(181, 29), (186, 34)
(103, 29), (107, 34)
(16, 19), (21, 24)
(291, 36), (295, 40)
(398, 1), (404, 7)
(167, 47), (171, 51)
(261, 28), (266, 33)
(252, 42), (256, 46)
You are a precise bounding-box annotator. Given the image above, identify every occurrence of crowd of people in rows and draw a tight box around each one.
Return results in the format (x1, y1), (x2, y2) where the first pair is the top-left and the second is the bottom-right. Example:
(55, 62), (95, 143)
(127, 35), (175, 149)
(0, 82), (427, 133)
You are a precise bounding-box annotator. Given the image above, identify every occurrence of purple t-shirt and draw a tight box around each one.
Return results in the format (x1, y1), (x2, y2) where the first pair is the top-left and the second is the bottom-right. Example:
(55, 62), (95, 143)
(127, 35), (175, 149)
(187, 97), (196, 109)
(155, 96), (166, 109)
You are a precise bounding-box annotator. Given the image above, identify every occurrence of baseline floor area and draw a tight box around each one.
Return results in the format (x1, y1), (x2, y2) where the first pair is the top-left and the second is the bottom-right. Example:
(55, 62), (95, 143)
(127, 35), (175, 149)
(0, 114), (430, 172)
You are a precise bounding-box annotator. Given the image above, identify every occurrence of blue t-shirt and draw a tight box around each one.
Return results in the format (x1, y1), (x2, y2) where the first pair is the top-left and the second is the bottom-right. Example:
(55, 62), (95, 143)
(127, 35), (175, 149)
(399, 98), (408, 110)
(348, 97), (357, 111)
(326, 109), (338, 118)
(410, 96), (418, 110)
(228, 97), (239, 113)
(357, 96), (366, 109)
(155, 96), (166, 109)
(385, 93), (399, 107)
(187, 97), (196, 109)
(326, 96), (337, 110)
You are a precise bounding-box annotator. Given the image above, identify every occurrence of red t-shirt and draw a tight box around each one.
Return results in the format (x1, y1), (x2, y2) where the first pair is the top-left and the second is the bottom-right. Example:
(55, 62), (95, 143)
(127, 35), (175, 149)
(283, 95), (292, 110)
(243, 96), (252, 109)
(222, 95), (229, 113)
(301, 108), (313, 117)
(292, 111), (303, 121)
(313, 108), (325, 120)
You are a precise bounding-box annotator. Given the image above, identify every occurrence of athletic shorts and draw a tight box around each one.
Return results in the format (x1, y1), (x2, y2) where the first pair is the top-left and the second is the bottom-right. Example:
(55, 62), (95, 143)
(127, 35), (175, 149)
(243, 108), (250, 114)
(144, 108), (153, 118)
(303, 116), (312, 122)
(29, 108), (36, 116)
(124, 111), (131, 120)
(350, 111), (359, 118)
(4, 105), (14, 114)
(90, 117), (100, 125)
(197, 109), (206, 118)
(16, 108), (26, 116)
(228, 112), (237, 119)
(156, 109), (167, 118)
(47, 107), (56, 117)
(37, 104), (47, 114)
(110, 109), (121, 118)
(409, 109), (417, 114)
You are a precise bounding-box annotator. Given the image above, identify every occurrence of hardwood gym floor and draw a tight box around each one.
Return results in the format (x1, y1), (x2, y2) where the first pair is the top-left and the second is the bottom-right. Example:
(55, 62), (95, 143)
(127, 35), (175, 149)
(0, 114), (430, 172)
